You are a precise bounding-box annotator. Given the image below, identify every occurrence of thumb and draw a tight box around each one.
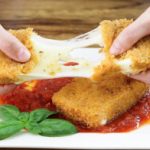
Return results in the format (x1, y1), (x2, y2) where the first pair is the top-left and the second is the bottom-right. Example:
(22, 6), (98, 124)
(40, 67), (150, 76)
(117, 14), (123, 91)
(110, 7), (150, 55)
(0, 25), (30, 62)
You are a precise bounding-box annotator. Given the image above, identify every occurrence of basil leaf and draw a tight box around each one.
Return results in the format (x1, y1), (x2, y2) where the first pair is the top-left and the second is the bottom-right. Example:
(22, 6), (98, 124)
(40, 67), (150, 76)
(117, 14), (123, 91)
(0, 105), (20, 121)
(18, 112), (30, 123)
(29, 109), (56, 123)
(39, 119), (77, 137)
(0, 121), (23, 140)
(0, 105), (77, 139)
(25, 122), (41, 134)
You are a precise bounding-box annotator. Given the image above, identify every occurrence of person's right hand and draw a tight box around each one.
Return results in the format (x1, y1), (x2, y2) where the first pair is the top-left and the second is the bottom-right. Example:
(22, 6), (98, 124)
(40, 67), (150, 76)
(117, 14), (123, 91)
(0, 25), (31, 95)
(110, 7), (150, 84)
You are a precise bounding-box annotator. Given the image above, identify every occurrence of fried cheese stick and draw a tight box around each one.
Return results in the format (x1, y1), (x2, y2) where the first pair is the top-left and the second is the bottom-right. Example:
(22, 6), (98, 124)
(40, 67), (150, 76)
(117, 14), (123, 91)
(52, 75), (148, 128)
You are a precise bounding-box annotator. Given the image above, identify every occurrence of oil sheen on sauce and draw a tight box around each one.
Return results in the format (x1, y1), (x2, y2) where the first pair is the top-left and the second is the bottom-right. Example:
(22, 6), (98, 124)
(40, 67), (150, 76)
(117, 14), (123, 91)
(1, 78), (150, 133)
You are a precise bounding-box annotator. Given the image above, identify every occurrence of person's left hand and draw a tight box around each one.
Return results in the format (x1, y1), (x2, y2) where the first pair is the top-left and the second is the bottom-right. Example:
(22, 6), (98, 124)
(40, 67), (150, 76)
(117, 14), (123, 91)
(0, 25), (31, 95)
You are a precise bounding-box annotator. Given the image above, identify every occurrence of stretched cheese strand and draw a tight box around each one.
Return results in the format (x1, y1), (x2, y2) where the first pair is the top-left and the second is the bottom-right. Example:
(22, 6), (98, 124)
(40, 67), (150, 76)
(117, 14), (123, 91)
(17, 21), (147, 83)
(0, 19), (147, 84)
(17, 27), (105, 83)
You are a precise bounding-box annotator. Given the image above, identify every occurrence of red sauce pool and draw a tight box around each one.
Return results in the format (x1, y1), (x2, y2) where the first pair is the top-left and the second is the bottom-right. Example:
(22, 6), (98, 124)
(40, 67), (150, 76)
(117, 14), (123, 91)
(1, 78), (72, 112)
(78, 92), (150, 133)
(1, 79), (150, 133)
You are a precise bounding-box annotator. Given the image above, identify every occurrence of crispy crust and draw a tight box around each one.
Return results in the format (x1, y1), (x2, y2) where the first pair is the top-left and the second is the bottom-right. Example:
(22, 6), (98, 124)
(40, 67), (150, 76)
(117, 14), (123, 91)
(92, 54), (120, 81)
(52, 75), (148, 128)
(93, 19), (150, 81)
(0, 28), (38, 84)
(101, 19), (133, 52)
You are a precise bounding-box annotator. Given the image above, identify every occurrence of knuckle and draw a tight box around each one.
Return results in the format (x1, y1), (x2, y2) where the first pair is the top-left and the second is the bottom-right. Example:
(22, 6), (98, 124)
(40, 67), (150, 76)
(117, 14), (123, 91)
(115, 38), (126, 50)
(3, 41), (19, 58)
(116, 32), (134, 51)
(5, 42), (17, 53)
(123, 30), (136, 44)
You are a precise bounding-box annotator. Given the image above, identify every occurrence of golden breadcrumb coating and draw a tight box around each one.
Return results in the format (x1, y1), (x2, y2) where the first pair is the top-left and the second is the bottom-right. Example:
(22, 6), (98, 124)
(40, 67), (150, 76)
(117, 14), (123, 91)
(92, 54), (120, 81)
(0, 28), (38, 84)
(100, 19), (133, 52)
(52, 75), (148, 128)
(93, 19), (150, 81)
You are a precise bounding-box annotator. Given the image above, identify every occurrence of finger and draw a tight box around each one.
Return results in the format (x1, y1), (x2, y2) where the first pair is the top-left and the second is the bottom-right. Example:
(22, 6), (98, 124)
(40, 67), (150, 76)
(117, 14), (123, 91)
(0, 25), (30, 62)
(0, 84), (17, 95)
(129, 70), (150, 84)
(110, 7), (150, 55)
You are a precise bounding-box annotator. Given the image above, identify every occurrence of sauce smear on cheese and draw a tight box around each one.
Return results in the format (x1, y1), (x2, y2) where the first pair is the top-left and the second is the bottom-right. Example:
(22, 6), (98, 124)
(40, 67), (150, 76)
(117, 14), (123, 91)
(64, 62), (79, 66)
(1, 79), (150, 133)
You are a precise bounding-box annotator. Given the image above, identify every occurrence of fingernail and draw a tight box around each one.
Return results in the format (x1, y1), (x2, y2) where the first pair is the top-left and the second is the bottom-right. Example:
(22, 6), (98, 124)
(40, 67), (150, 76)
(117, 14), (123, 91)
(18, 48), (31, 62)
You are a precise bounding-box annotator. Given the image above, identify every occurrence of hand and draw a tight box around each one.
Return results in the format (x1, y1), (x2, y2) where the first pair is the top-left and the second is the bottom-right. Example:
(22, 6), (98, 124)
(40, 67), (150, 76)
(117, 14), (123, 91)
(110, 7), (150, 84)
(0, 25), (30, 95)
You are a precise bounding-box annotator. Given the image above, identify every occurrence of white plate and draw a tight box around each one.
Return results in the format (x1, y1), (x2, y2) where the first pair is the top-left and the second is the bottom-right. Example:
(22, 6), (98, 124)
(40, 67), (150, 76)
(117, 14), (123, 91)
(0, 124), (150, 149)
(0, 45), (149, 149)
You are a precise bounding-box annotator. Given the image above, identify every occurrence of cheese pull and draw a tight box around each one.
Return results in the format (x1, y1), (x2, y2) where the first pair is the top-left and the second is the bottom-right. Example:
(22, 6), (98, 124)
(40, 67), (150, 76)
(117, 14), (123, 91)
(92, 19), (150, 81)
(0, 19), (150, 84)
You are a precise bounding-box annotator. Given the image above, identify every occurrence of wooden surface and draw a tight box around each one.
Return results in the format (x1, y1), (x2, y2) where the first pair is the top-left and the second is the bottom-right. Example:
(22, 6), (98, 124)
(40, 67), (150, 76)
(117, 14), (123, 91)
(0, 0), (150, 150)
(0, 0), (150, 40)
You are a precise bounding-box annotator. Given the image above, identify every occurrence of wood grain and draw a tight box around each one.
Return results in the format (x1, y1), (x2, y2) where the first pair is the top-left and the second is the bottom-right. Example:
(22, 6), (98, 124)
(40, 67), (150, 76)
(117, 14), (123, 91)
(0, 0), (150, 150)
(0, 0), (150, 39)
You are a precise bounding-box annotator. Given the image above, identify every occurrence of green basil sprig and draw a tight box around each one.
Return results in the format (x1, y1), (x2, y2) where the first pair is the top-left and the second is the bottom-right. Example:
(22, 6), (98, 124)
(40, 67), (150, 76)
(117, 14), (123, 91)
(0, 105), (77, 140)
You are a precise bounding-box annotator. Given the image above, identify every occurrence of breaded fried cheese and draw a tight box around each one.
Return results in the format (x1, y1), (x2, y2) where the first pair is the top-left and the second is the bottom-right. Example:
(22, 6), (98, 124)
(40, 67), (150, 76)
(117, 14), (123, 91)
(93, 19), (150, 81)
(0, 28), (38, 84)
(52, 75), (148, 128)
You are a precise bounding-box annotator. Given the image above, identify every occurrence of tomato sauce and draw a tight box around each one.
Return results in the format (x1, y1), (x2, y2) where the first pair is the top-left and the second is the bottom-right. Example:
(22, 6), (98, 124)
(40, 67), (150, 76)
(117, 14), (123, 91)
(1, 79), (150, 133)
(78, 92), (150, 133)
(1, 78), (72, 112)
(63, 62), (79, 66)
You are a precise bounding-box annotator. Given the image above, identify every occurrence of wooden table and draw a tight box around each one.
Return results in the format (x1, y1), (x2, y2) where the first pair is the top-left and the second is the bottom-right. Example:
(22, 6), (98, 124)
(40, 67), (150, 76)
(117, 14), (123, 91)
(0, 0), (150, 39)
(0, 0), (150, 149)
